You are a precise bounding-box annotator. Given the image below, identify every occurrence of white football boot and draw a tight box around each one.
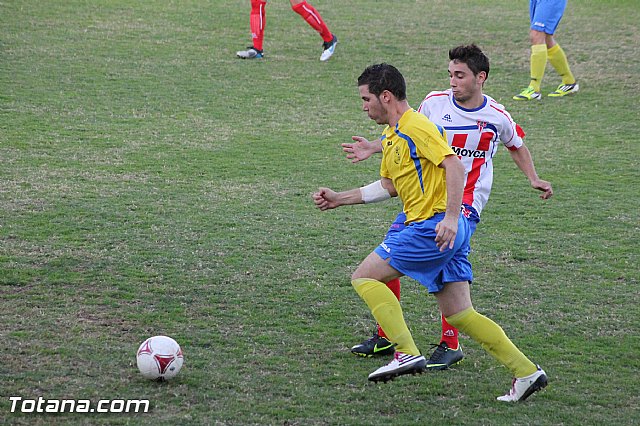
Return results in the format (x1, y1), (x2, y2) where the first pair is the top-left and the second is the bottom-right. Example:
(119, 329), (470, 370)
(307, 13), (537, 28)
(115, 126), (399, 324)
(368, 351), (426, 383)
(497, 365), (548, 402)
(236, 46), (263, 59)
(320, 34), (338, 62)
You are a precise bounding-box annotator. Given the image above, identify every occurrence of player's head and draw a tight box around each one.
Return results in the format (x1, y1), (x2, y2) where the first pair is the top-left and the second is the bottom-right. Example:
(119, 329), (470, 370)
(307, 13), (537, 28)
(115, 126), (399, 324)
(449, 44), (490, 80)
(357, 64), (407, 101)
(358, 64), (407, 125)
(448, 45), (489, 104)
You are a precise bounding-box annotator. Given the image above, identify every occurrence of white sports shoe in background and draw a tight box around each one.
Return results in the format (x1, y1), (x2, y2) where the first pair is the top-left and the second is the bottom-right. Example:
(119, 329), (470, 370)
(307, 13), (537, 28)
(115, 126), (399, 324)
(237, 47), (263, 59)
(320, 34), (338, 62)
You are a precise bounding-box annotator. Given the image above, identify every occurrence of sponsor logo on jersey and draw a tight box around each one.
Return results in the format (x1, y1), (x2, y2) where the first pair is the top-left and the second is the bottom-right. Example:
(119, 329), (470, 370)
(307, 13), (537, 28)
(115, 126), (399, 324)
(443, 114), (452, 122)
(450, 130), (494, 159)
(451, 146), (487, 158)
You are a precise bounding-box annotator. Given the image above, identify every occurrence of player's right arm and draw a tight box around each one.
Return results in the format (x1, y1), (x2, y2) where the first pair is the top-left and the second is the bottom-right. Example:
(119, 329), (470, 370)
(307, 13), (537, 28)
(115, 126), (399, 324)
(435, 155), (465, 251)
(342, 136), (383, 163)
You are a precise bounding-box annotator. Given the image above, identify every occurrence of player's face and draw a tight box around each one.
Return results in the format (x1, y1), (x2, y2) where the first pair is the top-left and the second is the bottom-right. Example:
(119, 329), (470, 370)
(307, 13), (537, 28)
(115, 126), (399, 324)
(359, 85), (387, 125)
(448, 60), (484, 104)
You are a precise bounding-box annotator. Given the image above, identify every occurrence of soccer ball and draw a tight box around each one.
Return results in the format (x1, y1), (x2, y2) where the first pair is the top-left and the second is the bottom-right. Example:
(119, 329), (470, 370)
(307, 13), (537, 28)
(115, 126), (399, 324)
(136, 335), (184, 381)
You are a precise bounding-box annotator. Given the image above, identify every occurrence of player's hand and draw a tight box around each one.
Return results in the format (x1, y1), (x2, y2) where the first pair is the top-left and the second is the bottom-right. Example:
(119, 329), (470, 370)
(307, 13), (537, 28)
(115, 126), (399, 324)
(312, 187), (341, 211)
(531, 178), (553, 199)
(434, 215), (458, 251)
(342, 136), (378, 163)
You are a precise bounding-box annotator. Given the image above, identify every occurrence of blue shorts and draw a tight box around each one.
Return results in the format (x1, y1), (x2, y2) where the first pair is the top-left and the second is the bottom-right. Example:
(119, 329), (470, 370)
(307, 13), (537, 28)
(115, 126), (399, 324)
(387, 204), (479, 237)
(375, 212), (473, 293)
(530, 0), (567, 34)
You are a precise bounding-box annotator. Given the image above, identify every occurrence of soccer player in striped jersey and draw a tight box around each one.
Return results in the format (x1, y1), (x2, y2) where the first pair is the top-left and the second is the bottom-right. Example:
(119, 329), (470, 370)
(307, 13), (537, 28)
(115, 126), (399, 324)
(313, 63), (548, 402)
(342, 45), (553, 371)
(513, 0), (578, 100)
(236, 0), (338, 61)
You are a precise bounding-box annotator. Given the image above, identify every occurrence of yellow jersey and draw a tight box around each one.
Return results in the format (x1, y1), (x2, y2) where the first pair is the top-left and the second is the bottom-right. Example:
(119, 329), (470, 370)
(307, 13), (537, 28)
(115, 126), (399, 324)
(380, 109), (455, 224)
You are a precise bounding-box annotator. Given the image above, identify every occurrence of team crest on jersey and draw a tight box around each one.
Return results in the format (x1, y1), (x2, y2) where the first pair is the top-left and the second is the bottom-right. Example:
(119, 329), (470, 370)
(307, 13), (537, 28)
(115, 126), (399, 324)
(443, 114), (452, 122)
(477, 120), (488, 132)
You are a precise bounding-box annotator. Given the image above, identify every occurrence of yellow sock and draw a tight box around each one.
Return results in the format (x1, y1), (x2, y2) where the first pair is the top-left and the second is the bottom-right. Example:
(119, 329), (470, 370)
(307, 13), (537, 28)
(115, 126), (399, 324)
(547, 43), (576, 85)
(352, 278), (420, 355)
(446, 307), (537, 378)
(529, 44), (547, 92)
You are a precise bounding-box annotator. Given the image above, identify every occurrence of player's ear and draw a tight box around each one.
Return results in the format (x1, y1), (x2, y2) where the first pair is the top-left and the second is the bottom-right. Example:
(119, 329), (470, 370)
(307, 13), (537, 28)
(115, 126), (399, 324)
(477, 71), (488, 85)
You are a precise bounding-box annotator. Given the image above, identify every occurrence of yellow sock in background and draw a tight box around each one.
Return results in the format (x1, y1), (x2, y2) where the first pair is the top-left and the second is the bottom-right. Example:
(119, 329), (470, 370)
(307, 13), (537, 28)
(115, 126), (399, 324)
(446, 307), (537, 378)
(351, 278), (420, 355)
(529, 44), (548, 92)
(547, 43), (576, 85)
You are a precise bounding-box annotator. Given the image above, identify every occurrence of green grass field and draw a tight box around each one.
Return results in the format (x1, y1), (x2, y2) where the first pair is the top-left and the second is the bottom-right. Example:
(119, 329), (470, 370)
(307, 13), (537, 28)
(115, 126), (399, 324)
(1, 0), (639, 424)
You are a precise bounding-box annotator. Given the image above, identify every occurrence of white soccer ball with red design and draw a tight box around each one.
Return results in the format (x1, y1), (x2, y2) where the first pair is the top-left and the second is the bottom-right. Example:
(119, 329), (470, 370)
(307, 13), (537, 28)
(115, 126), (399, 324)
(136, 336), (184, 381)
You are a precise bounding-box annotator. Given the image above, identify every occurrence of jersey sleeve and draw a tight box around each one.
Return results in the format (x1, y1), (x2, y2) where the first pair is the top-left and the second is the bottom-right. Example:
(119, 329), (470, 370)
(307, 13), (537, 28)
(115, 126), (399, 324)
(496, 105), (524, 151)
(380, 158), (391, 179)
(417, 97), (430, 116)
(417, 90), (440, 117)
(415, 125), (455, 166)
(379, 132), (392, 179)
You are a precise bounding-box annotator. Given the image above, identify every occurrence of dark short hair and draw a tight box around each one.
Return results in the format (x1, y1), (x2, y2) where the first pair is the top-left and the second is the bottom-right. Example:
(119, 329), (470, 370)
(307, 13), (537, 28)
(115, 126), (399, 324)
(357, 63), (407, 101)
(449, 44), (490, 79)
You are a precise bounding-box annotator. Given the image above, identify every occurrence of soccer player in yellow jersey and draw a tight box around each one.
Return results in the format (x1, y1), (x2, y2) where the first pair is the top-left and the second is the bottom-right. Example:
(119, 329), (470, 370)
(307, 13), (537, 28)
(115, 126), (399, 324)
(313, 64), (548, 402)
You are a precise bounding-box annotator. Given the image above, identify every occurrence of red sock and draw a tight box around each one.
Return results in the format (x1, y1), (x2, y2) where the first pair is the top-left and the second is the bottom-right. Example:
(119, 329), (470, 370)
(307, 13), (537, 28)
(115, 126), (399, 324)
(377, 278), (401, 338)
(291, 1), (333, 42)
(250, 0), (266, 51)
(440, 312), (460, 349)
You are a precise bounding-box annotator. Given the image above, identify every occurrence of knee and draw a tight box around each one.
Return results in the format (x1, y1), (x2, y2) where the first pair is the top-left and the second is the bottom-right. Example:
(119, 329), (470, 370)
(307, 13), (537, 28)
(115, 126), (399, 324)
(529, 29), (546, 45)
(351, 263), (370, 281)
(351, 270), (364, 281)
(545, 34), (556, 49)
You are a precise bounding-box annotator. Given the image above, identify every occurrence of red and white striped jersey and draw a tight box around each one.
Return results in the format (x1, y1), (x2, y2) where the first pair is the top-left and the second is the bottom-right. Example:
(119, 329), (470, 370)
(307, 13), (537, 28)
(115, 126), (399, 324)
(417, 89), (524, 216)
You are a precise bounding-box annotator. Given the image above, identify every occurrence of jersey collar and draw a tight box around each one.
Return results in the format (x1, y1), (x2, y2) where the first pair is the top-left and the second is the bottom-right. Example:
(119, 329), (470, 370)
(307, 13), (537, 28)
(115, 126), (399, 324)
(451, 94), (487, 113)
(395, 108), (415, 131)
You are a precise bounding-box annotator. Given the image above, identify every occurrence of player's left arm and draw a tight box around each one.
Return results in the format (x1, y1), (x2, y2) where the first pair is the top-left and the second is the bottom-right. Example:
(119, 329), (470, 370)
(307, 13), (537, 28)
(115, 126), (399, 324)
(508, 145), (553, 199)
(312, 178), (397, 211)
(435, 154), (465, 251)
